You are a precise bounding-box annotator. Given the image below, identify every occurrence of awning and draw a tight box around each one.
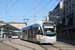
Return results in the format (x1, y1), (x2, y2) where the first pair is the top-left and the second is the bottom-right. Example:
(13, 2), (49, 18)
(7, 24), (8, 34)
(0, 24), (20, 30)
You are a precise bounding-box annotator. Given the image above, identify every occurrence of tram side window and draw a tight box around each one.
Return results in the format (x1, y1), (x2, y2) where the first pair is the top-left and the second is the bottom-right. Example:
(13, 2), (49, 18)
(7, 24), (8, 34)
(40, 28), (43, 35)
(22, 31), (24, 38)
(20, 33), (22, 36)
(36, 28), (40, 35)
(28, 30), (30, 38)
(28, 29), (33, 38)
(30, 29), (33, 38)
(25, 30), (27, 34)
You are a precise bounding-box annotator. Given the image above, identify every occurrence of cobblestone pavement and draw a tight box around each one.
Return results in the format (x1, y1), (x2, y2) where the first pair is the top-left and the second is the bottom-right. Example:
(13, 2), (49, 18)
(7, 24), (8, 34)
(0, 38), (17, 50)
(0, 38), (75, 50)
(3, 39), (45, 50)
(10, 39), (45, 50)
(39, 38), (75, 50)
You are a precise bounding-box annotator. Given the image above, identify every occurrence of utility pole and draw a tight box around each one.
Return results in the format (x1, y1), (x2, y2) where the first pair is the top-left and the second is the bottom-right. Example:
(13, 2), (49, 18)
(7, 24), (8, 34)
(35, 4), (36, 22)
(44, 9), (46, 20)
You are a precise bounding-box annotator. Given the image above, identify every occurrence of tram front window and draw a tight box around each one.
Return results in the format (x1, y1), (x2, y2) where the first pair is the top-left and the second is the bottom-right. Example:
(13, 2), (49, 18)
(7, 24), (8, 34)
(44, 28), (56, 36)
(12, 33), (17, 36)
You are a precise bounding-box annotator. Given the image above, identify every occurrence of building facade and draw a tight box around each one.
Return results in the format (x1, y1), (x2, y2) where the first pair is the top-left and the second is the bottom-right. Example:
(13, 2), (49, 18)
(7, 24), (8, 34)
(48, 1), (65, 37)
(47, 0), (75, 40)
(48, 1), (65, 24)
(65, 0), (75, 27)
(61, 0), (75, 40)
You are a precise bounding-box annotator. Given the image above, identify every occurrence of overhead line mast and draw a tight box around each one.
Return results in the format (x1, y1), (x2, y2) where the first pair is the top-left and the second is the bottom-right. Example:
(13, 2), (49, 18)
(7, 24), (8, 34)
(44, 9), (46, 20)
(35, 4), (36, 22)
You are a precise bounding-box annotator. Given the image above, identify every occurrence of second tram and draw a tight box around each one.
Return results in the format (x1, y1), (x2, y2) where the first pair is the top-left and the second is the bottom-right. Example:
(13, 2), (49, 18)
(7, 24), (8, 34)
(12, 33), (18, 39)
(20, 21), (56, 43)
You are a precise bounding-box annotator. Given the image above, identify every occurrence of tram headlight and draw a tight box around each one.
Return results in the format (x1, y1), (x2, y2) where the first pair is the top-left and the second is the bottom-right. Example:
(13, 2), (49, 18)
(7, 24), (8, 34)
(44, 37), (45, 39)
(38, 36), (40, 39)
(43, 37), (48, 39)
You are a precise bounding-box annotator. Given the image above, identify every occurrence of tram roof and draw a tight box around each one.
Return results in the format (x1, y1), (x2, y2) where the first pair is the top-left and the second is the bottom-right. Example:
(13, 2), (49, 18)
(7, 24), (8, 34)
(21, 21), (54, 31)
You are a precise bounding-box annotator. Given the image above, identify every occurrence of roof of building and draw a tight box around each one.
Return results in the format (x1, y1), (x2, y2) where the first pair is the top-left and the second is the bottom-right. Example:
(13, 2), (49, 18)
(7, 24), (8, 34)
(0, 21), (26, 24)
(0, 24), (20, 30)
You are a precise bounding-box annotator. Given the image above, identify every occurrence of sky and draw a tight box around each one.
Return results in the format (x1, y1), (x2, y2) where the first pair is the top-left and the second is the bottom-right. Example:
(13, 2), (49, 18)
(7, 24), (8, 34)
(0, 0), (62, 24)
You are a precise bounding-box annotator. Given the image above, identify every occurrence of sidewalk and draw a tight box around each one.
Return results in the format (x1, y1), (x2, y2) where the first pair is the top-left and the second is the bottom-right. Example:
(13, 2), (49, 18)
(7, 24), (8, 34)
(57, 38), (75, 45)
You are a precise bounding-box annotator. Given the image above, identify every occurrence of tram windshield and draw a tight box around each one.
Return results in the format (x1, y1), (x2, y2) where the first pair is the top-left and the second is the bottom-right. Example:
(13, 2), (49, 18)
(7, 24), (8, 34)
(12, 33), (18, 36)
(44, 28), (56, 36)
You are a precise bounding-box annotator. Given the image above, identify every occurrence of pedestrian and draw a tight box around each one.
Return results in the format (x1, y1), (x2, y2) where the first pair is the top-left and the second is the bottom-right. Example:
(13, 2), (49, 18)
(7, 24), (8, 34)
(8, 34), (11, 39)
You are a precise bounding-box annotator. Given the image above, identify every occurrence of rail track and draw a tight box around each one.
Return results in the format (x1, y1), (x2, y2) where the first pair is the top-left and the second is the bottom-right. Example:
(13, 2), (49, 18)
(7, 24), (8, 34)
(1, 39), (36, 50)
(39, 42), (75, 50)
(9, 39), (36, 50)
(0, 39), (19, 50)
(1, 39), (75, 50)
(39, 44), (59, 50)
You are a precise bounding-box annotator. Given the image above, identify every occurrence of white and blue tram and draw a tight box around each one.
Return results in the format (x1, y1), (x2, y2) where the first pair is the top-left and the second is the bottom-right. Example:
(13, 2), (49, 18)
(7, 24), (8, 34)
(20, 21), (56, 43)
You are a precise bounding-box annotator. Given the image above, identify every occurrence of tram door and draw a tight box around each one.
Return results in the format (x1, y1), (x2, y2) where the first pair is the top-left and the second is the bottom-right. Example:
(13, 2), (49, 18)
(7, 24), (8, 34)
(33, 29), (36, 42)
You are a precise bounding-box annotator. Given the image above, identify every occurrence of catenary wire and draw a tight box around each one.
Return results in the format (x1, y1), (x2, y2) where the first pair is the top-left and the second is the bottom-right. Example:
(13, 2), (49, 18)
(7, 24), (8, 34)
(36, 0), (52, 14)
(4, 0), (12, 22)
(5, 0), (19, 15)
(4, 0), (19, 22)
(23, 0), (43, 17)
(4, 0), (12, 9)
(0, 2), (13, 5)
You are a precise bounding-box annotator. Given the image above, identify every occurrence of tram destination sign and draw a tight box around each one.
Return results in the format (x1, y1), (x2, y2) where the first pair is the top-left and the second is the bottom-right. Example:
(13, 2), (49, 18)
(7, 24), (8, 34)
(44, 23), (53, 25)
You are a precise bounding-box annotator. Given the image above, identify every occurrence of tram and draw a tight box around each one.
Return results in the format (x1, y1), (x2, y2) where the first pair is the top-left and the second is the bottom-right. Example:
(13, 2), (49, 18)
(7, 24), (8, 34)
(20, 21), (56, 43)
(12, 32), (18, 39)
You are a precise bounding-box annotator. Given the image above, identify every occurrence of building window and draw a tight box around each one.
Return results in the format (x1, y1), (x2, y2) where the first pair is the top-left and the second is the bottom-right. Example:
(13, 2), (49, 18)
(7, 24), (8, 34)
(69, 0), (71, 4)
(66, 9), (68, 14)
(72, 0), (74, 3)
(69, 7), (71, 12)
(67, 13), (74, 26)
(72, 4), (74, 11)
(66, 1), (68, 7)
